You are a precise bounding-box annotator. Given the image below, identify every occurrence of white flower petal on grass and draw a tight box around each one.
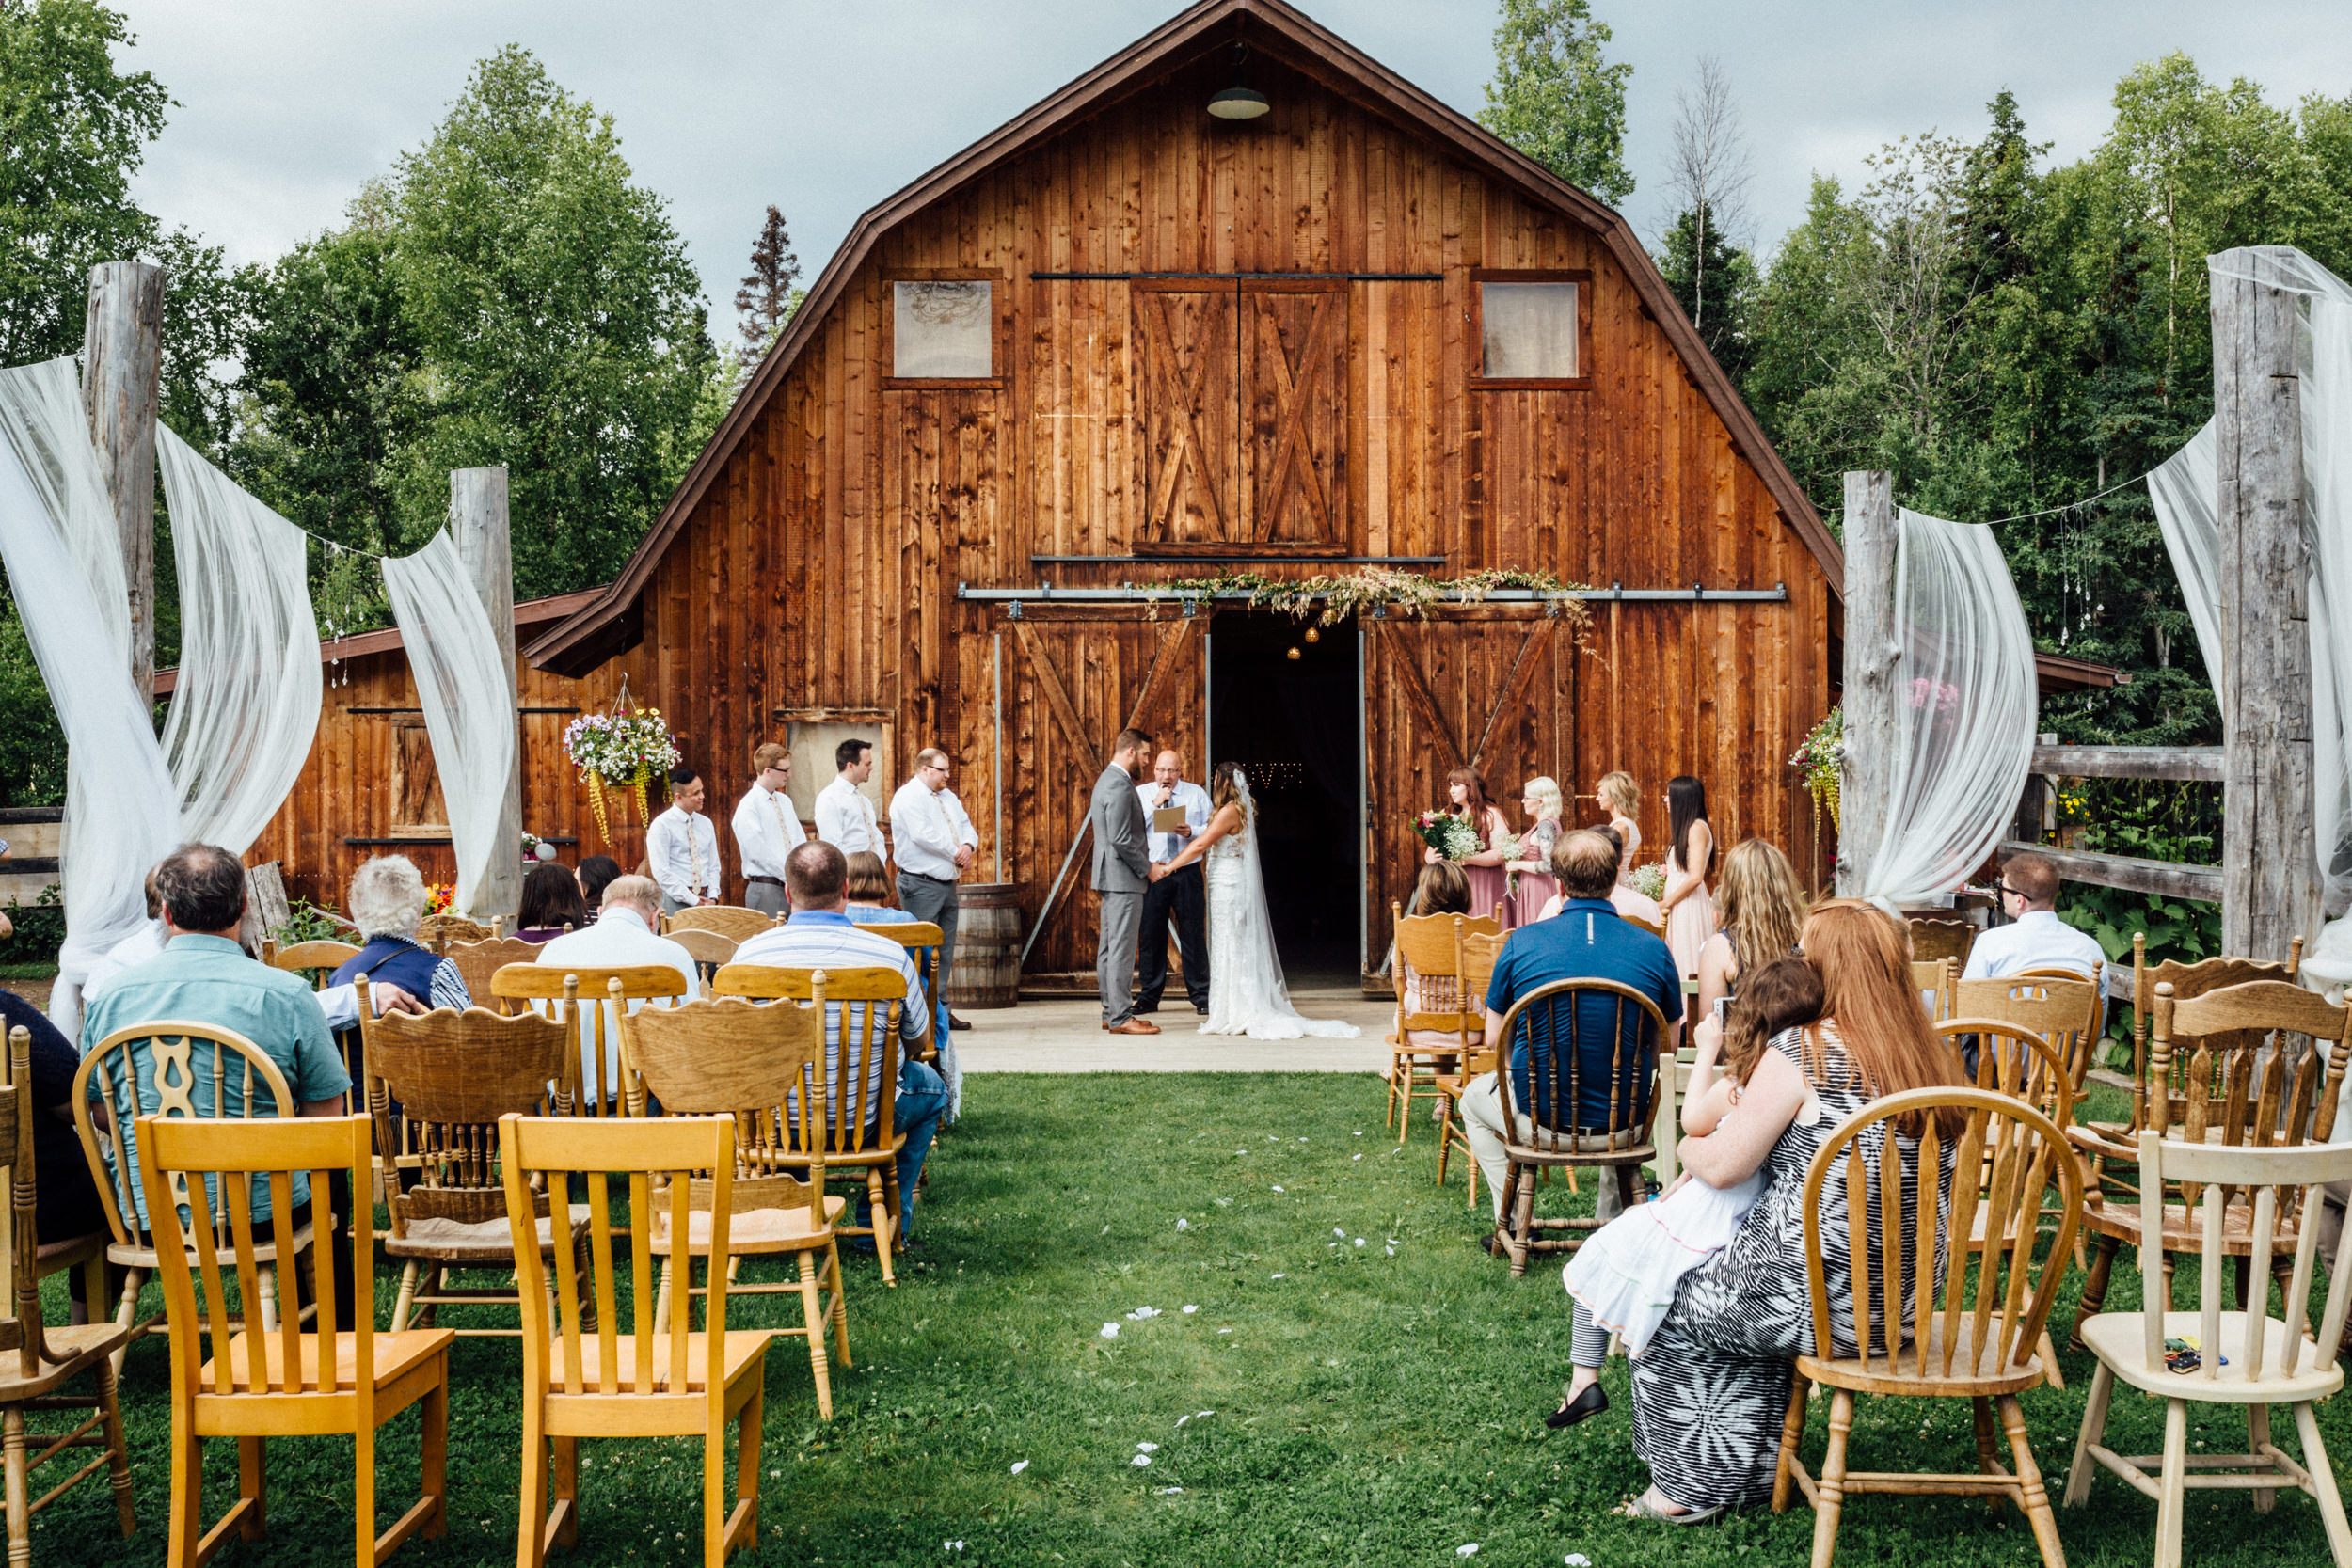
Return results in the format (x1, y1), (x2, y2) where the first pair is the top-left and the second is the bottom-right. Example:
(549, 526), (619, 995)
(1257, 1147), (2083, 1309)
(1457, 1545), (1480, 1558)
(1175, 1218), (1188, 1230)
(1333, 1227), (1345, 1237)
(1272, 1185), (1283, 1193)
(1136, 1442), (1159, 1453)
(1270, 1273), (1285, 1279)
(1100, 1323), (1120, 1339)
(1155, 1485), (1184, 1494)
(1010, 1460), (1030, 1474)
(1131, 1453), (1152, 1467)
(1354, 1131), (1364, 1136)
(1128, 1306), (1161, 1320)
(1218, 1328), (1232, 1334)
(1566, 1556), (1592, 1566)
(1353, 1153), (1363, 1161)
(1355, 1238), (1366, 1247)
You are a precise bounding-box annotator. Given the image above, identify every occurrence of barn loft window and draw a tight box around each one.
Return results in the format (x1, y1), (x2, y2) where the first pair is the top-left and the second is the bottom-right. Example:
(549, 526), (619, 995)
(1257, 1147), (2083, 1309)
(1471, 270), (1592, 389)
(389, 718), (450, 838)
(890, 278), (996, 382)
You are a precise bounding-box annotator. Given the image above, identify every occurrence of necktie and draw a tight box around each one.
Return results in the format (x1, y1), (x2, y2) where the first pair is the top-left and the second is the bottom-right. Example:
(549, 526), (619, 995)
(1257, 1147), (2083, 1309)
(769, 790), (793, 861)
(687, 816), (706, 893)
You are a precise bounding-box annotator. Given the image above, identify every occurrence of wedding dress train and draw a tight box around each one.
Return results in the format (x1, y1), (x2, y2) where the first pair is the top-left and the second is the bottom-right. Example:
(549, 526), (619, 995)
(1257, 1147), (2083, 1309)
(1199, 769), (1359, 1040)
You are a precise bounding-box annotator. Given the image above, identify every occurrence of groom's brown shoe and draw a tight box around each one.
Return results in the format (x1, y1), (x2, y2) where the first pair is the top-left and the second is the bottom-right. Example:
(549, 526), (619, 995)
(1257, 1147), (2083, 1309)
(1107, 1018), (1161, 1036)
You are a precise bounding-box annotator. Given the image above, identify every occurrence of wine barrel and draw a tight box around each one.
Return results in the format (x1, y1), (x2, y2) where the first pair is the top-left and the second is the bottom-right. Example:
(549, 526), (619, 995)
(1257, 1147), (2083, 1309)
(946, 883), (1022, 1009)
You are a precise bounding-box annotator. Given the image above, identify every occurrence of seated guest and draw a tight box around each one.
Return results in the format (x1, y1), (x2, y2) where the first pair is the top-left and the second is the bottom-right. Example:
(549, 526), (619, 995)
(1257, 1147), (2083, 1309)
(1533, 827), (1662, 927)
(1399, 862), (1477, 1048)
(327, 856), (471, 1012)
(733, 841), (949, 1238)
(1963, 850), (2106, 983)
(845, 848), (955, 1114)
(536, 875), (701, 1102)
(1459, 830), (1682, 1244)
(0, 987), (109, 1322)
(1692, 838), (1808, 1025)
(576, 855), (624, 917)
(82, 865), (167, 1004)
(515, 861), (590, 943)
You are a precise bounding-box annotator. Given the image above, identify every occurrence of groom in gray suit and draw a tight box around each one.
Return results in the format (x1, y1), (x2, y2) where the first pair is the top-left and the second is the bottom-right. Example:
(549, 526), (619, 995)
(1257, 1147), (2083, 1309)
(1090, 726), (1159, 1036)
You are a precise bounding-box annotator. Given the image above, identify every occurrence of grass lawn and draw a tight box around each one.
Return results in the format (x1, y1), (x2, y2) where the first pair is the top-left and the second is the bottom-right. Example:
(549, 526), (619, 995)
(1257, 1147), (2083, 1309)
(22, 1072), (2352, 1566)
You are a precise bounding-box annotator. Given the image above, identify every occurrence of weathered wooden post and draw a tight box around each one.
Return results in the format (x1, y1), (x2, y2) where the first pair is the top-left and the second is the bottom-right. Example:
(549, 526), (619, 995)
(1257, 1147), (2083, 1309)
(2213, 245), (2315, 960)
(1836, 470), (1898, 896)
(450, 467), (523, 926)
(80, 261), (166, 704)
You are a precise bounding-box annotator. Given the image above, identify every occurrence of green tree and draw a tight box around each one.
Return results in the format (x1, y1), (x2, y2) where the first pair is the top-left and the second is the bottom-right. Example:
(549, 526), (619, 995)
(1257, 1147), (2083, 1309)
(1477, 0), (1635, 207)
(1657, 201), (1755, 381)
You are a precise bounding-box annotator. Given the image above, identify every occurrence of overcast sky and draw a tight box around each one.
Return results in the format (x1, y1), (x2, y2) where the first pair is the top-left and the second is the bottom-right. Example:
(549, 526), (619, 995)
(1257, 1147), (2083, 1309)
(119, 0), (2350, 327)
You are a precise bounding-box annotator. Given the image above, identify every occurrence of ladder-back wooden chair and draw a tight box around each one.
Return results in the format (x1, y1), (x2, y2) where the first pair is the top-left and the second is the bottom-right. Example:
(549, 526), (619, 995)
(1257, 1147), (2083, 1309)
(262, 940), (364, 1072)
(443, 937), (542, 1014)
(2070, 979), (2351, 1352)
(1912, 958), (1955, 1022)
(0, 1026), (135, 1560)
(1386, 905), (1494, 1148)
(1488, 978), (1671, 1278)
(2066, 1131), (2352, 1565)
(490, 964), (691, 1119)
(73, 1022), (311, 1362)
(137, 1112), (452, 1568)
(501, 1113), (773, 1568)
(1435, 930), (1506, 1208)
(1954, 970), (2105, 1096)
(1772, 1087), (2083, 1568)
(624, 998), (850, 1417)
(854, 922), (948, 1061)
(707, 964), (911, 1287)
(662, 907), (778, 944)
(362, 1004), (586, 1336)
(1621, 913), (1665, 942)
(1907, 917), (1976, 967)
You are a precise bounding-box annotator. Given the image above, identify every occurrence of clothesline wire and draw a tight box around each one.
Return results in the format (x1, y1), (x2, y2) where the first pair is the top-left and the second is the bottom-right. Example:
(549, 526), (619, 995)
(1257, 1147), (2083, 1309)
(1953, 469), (2153, 528)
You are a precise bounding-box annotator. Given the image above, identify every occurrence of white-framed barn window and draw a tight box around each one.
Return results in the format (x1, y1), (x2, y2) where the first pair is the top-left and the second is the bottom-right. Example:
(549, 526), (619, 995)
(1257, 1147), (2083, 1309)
(1472, 272), (1592, 388)
(890, 278), (996, 381)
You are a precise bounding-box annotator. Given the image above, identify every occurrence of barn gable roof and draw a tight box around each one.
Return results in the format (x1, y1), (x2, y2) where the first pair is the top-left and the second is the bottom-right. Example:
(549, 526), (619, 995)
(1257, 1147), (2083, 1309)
(526, 0), (1842, 674)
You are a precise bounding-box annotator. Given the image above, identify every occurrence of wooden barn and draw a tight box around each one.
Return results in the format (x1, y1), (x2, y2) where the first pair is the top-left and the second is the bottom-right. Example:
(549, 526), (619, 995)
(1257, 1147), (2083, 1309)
(238, 0), (1853, 990)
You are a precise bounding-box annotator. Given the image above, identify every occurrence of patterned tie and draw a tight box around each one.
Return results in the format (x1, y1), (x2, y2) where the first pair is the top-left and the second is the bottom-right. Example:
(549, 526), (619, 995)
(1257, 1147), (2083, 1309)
(770, 790), (794, 859)
(688, 816), (706, 894)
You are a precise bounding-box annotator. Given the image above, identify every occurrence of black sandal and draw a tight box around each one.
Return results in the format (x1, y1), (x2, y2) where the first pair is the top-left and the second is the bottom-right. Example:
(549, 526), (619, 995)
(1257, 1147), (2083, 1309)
(1546, 1383), (1608, 1429)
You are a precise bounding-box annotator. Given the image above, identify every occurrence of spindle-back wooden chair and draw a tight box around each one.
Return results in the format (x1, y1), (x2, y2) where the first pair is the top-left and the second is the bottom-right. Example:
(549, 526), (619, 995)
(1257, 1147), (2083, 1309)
(1954, 971), (2105, 1094)
(665, 928), (739, 989)
(138, 1112), (451, 1568)
(661, 907), (778, 944)
(262, 940), (364, 1071)
(417, 913), (494, 950)
(362, 1003), (585, 1336)
(706, 964), (910, 1285)
(2066, 1132), (2352, 1565)
(1386, 905), (1495, 1147)
(855, 922), (948, 1060)
(1434, 930), (1506, 1207)
(1912, 958), (1955, 1022)
(501, 1113), (772, 1568)
(1488, 978), (1671, 1277)
(0, 1026), (135, 1560)
(623, 998), (850, 1417)
(442, 937), (541, 1014)
(489, 964), (691, 1119)
(1772, 1087), (2083, 1568)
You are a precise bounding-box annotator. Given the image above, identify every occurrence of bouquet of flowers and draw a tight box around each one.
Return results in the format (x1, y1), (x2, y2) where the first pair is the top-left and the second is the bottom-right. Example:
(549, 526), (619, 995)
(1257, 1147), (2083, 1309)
(1788, 705), (1843, 830)
(423, 882), (454, 916)
(1413, 810), (1483, 862)
(1631, 863), (1667, 903)
(562, 689), (681, 846)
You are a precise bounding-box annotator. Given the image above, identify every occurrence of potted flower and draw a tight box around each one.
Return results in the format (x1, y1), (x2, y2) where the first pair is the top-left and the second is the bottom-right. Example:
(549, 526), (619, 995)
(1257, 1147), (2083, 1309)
(562, 685), (682, 846)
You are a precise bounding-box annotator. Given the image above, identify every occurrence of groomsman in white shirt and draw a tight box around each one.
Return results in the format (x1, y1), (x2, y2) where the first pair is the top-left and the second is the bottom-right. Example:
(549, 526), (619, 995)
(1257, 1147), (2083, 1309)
(646, 765), (722, 914)
(1136, 749), (1211, 1016)
(889, 747), (979, 1031)
(732, 743), (803, 917)
(815, 738), (882, 856)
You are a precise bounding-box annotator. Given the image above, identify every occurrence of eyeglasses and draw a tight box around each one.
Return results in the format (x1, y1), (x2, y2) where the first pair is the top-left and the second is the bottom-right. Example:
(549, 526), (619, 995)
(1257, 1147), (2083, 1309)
(1997, 883), (2026, 899)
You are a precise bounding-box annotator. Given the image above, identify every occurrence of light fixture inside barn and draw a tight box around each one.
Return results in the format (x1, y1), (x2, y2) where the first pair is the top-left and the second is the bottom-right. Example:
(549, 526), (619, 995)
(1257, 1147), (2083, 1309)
(1207, 40), (1270, 119)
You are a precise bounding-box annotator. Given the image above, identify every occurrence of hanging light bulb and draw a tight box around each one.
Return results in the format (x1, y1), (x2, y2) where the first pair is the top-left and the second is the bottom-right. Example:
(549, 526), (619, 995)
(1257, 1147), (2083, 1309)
(1208, 40), (1270, 119)
(1303, 626), (1320, 643)
(1286, 646), (1302, 661)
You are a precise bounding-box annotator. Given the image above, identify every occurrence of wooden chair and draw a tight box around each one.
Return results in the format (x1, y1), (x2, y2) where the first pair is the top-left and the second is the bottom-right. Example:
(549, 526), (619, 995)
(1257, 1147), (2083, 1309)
(1772, 1087), (2084, 1568)
(1621, 913), (1666, 941)
(662, 907), (778, 944)
(2070, 979), (2352, 1354)
(1435, 929), (1506, 1207)
(2066, 1130), (2352, 1565)
(262, 940), (360, 986)
(1907, 917), (1976, 966)
(362, 1004), (588, 1337)
(1488, 978), (1671, 1277)
(1385, 904), (1493, 1148)
(1912, 958), (1954, 1022)
(624, 998), (851, 1417)
(417, 912), (494, 950)
(490, 964), (691, 1119)
(1953, 970), (2105, 1096)
(0, 1026), (135, 1560)
(137, 1112), (452, 1568)
(667, 928), (739, 988)
(442, 936), (542, 1013)
(707, 963), (911, 1287)
(501, 1112), (772, 1567)
(854, 922), (948, 1061)
(73, 1022), (312, 1362)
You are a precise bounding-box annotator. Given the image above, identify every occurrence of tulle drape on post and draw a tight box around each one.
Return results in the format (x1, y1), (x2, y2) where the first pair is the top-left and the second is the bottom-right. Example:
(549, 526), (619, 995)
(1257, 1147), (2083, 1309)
(0, 358), (179, 1030)
(1860, 509), (2038, 907)
(381, 531), (514, 917)
(154, 424), (322, 854)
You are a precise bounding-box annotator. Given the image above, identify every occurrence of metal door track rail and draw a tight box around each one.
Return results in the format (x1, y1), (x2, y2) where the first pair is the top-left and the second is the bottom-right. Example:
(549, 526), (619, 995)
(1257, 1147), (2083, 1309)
(957, 582), (1788, 606)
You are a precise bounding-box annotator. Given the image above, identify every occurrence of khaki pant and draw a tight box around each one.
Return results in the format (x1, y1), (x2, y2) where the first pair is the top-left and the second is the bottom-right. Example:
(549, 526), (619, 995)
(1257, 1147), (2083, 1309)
(1458, 1070), (1643, 1224)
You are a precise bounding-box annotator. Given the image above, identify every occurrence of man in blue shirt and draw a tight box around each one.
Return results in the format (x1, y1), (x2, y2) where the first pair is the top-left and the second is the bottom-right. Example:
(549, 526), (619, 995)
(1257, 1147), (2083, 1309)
(1458, 829), (1682, 1240)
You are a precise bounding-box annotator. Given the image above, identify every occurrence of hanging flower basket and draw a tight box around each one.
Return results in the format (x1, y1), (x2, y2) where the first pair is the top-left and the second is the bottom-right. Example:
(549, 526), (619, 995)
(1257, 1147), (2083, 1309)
(562, 681), (680, 847)
(1789, 706), (1844, 832)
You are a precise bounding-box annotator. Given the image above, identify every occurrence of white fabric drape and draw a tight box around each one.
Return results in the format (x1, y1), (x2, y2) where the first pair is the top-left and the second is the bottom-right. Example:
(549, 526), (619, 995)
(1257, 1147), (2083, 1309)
(0, 357), (178, 1031)
(380, 531), (512, 917)
(1861, 508), (2039, 906)
(154, 424), (322, 853)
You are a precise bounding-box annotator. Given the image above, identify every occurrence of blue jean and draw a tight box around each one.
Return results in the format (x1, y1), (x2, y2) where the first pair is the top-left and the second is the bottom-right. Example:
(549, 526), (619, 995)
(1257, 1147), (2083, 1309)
(877, 1059), (949, 1235)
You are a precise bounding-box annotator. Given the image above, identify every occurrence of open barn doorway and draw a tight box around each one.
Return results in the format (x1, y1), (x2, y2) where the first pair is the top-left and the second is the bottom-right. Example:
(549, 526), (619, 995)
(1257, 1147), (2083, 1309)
(1205, 611), (1363, 989)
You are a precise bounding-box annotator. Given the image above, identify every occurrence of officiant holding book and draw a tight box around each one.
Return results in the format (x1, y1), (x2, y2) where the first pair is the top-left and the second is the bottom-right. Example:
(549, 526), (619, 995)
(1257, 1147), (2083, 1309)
(1135, 749), (1211, 1016)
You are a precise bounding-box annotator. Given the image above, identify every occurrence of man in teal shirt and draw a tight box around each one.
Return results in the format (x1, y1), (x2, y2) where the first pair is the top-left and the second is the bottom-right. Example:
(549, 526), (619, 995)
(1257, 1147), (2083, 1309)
(79, 844), (351, 1230)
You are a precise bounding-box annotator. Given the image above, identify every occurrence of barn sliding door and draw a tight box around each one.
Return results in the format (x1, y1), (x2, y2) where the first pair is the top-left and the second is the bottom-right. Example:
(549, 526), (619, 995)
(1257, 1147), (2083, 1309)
(1135, 279), (1346, 553)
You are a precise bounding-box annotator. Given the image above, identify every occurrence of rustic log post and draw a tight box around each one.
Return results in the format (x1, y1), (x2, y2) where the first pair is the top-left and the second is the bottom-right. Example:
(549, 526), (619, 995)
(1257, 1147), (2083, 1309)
(449, 467), (522, 925)
(1836, 470), (1898, 896)
(2213, 245), (2315, 961)
(80, 261), (166, 705)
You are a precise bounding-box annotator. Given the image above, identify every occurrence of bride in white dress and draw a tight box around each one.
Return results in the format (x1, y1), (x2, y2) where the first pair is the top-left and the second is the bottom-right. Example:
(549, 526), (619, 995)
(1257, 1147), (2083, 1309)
(1152, 763), (1359, 1040)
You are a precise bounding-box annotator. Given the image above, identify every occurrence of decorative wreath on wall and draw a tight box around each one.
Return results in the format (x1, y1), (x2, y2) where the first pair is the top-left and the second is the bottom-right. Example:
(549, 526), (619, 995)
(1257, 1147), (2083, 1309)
(561, 676), (681, 846)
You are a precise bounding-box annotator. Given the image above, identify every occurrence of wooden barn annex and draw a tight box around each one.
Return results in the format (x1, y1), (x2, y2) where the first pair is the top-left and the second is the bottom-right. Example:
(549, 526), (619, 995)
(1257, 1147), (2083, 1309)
(243, 0), (1849, 992)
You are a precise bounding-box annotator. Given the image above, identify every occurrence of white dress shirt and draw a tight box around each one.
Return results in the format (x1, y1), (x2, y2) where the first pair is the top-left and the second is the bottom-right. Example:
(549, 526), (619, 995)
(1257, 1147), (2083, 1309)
(1136, 779), (1212, 863)
(1961, 908), (2109, 986)
(888, 778), (977, 881)
(81, 919), (167, 1003)
(534, 908), (702, 1097)
(732, 784), (802, 880)
(814, 774), (882, 856)
(645, 804), (721, 906)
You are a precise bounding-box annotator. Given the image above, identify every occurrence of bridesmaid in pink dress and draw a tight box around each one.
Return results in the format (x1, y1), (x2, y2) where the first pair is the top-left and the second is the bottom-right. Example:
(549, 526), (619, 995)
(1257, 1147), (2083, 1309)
(1424, 768), (1514, 927)
(1597, 771), (1643, 885)
(1506, 776), (1565, 923)
(1659, 774), (1719, 979)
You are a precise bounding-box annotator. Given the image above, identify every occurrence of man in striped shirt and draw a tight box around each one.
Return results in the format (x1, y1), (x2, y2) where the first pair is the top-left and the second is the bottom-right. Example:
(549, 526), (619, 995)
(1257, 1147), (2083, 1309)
(731, 840), (950, 1240)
